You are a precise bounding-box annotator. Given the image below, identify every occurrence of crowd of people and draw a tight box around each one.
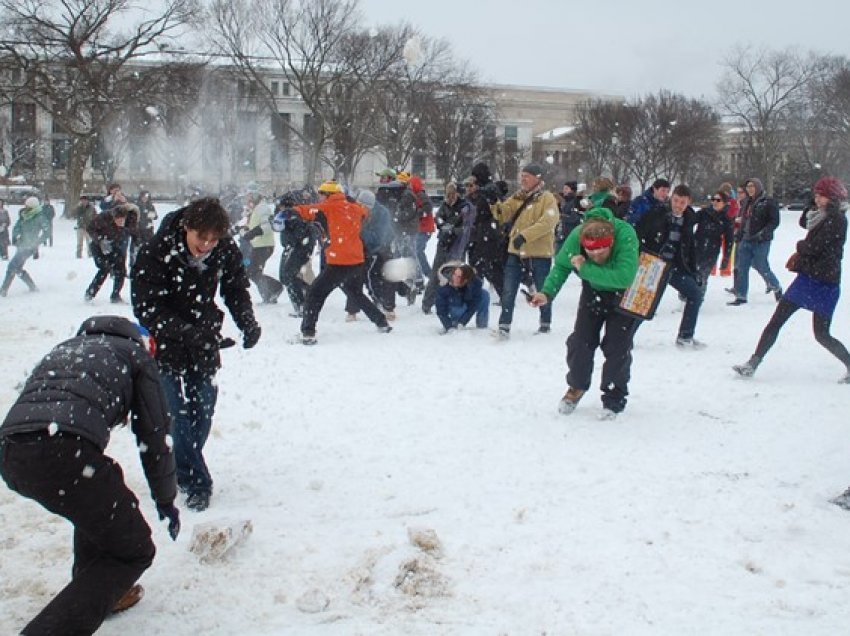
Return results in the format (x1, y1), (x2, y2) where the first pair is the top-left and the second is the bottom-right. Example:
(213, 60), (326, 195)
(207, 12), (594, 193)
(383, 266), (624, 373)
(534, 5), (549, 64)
(0, 166), (848, 633)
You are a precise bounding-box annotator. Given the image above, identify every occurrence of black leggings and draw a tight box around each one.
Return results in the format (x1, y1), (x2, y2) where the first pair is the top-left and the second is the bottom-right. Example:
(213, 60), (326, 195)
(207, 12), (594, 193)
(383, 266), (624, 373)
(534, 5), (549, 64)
(754, 299), (850, 368)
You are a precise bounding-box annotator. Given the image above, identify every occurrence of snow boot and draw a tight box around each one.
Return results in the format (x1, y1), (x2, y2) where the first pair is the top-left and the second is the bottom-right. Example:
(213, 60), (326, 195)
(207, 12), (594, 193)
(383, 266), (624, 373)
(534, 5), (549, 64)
(830, 487), (850, 510)
(733, 356), (761, 377)
(558, 387), (585, 415)
(112, 584), (144, 613)
(186, 492), (210, 512)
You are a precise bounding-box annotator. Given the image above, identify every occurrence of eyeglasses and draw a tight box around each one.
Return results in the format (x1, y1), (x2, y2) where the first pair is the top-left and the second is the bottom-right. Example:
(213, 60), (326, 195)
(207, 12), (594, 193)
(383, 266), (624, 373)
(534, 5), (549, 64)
(711, 198), (724, 203)
(464, 184), (475, 188)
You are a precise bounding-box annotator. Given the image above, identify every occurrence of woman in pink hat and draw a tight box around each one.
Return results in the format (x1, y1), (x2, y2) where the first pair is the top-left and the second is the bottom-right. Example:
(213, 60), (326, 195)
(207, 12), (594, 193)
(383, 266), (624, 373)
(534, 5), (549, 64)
(733, 176), (850, 382)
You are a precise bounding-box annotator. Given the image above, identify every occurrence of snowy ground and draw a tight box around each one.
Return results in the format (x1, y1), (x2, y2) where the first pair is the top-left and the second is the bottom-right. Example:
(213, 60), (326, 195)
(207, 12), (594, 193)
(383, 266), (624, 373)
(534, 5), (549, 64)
(1, 203), (850, 635)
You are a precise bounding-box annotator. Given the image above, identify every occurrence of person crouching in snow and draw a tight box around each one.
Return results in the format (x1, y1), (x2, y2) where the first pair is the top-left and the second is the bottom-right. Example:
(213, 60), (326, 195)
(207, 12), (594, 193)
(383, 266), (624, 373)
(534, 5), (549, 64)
(531, 208), (639, 418)
(435, 261), (490, 333)
(85, 204), (132, 303)
(0, 315), (179, 635)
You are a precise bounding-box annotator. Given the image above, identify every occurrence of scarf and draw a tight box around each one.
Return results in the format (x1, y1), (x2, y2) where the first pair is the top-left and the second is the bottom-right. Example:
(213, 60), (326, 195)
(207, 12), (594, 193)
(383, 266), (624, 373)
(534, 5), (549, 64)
(806, 208), (828, 230)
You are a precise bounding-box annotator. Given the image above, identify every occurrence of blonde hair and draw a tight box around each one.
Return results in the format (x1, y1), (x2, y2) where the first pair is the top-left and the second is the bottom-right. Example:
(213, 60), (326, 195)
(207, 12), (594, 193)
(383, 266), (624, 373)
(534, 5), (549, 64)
(592, 177), (615, 193)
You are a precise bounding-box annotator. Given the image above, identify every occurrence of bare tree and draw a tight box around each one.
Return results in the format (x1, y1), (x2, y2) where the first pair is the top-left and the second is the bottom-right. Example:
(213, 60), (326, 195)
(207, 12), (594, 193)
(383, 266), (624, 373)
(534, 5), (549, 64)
(0, 0), (202, 204)
(718, 46), (812, 193)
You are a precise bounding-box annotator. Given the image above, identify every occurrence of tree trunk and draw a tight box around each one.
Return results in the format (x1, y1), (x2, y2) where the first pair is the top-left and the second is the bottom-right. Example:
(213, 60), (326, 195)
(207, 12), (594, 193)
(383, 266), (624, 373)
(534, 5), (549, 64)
(62, 138), (93, 217)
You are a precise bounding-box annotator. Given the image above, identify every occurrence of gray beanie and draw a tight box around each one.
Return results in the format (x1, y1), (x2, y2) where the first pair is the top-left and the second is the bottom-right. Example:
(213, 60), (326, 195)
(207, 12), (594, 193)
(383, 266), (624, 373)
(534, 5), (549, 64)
(357, 189), (376, 208)
(521, 163), (545, 179)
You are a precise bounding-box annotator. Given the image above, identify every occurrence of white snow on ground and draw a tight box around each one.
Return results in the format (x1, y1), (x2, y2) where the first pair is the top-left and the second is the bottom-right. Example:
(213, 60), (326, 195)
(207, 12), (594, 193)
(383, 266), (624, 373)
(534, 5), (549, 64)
(1, 203), (850, 634)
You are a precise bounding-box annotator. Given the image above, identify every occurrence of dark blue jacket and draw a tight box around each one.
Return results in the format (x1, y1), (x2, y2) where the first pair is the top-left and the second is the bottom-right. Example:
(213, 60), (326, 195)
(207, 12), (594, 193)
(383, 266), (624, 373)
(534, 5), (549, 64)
(627, 189), (664, 226)
(435, 275), (485, 329)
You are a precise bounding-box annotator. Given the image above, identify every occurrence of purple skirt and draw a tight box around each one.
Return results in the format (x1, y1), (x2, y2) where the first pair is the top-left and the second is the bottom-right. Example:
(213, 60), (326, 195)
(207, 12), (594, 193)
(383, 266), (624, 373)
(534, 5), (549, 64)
(783, 272), (841, 318)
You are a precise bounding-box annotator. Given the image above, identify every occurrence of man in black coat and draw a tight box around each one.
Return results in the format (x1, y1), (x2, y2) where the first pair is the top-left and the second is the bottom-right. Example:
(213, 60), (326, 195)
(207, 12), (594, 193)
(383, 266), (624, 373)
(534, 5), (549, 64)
(727, 177), (783, 305)
(131, 198), (261, 512)
(0, 315), (179, 635)
(634, 184), (706, 347)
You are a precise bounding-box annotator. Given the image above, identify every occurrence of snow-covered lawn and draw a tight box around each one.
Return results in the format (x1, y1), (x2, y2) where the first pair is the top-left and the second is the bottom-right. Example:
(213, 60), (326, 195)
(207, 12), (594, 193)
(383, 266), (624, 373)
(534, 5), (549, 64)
(1, 204), (849, 634)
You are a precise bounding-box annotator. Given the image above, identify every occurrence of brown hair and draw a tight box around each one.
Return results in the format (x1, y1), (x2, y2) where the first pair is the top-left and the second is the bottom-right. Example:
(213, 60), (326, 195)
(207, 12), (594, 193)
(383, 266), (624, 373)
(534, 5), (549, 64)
(672, 184), (692, 199)
(183, 197), (230, 237)
(592, 176), (615, 193)
(713, 191), (729, 203)
(580, 218), (615, 241)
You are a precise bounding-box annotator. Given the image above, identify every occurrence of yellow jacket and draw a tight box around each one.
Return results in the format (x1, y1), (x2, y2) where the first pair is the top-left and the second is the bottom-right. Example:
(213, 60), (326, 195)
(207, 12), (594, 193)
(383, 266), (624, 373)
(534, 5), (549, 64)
(490, 189), (559, 258)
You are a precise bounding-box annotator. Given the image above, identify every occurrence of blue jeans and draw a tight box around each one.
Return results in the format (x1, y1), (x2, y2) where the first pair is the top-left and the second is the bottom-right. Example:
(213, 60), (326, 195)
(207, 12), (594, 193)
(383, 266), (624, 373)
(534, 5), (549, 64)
(734, 239), (781, 300)
(415, 232), (432, 279)
(500, 255), (552, 329)
(447, 289), (490, 328)
(668, 268), (704, 339)
(160, 369), (218, 497)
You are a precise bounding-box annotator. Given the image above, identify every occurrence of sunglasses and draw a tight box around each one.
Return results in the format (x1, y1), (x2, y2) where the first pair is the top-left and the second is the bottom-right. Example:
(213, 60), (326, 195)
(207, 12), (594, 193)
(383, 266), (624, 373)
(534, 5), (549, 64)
(711, 198), (724, 203)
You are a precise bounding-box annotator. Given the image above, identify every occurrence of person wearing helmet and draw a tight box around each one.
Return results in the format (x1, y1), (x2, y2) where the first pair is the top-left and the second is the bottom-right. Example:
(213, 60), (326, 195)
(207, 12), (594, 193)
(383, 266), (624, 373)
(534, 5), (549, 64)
(0, 315), (179, 634)
(291, 180), (391, 344)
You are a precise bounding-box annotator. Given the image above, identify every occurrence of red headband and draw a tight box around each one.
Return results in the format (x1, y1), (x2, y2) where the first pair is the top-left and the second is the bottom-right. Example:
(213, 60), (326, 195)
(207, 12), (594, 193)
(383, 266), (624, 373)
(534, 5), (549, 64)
(581, 235), (614, 250)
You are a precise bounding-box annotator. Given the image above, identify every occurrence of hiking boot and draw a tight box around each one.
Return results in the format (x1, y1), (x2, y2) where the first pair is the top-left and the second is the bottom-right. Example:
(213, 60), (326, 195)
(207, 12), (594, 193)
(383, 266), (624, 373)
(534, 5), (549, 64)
(300, 334), (318, 346)
(598, 408), (618, 421)
(558, 387), (585, 415)
(675, 337), (706, 350)
(112, 584), (144, 613)
(110, 294), (125, 304)
(377, 325), (392, 334)
(536, 323), (551, 335)
(727, 298), (747, 306)
(733, 356), (761, 377)
(724, 287), (736, 295)
(186, 492), (210, 512)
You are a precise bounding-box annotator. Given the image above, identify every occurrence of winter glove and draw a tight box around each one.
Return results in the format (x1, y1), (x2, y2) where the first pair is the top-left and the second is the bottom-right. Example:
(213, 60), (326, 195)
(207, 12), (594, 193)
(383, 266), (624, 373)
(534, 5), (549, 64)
(99, 239), (113, 255)
(242, 324), (261, 349)
(482, 182), (501, 205)
(218, 337), (237, 349)
(495, 180), (510, 199)
(243, 225), (264, 241)
(156, 503), (181, 541)
(512, 235), (526, 250)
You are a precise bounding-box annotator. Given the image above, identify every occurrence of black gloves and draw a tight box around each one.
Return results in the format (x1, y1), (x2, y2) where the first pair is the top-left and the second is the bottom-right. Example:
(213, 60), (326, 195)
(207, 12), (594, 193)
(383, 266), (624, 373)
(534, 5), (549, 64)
(157, 503), (181, 541)
(512, 234), (526, 250)
(482, 182), (501, 205)
(243, 324), (261, 349)
(495, 180), (509, 198)
(242, 225), (264, 241)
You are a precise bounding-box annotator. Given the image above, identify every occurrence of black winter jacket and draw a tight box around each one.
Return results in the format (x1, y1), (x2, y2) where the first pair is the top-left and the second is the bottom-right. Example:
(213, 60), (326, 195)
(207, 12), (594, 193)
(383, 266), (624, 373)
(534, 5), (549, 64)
(794, 205), (847, 285)
(634, 205), (698, 275)
(694, 204), (734, 268)
(467, 191), (504, 264)
(739, 194), (780, 242)
(131, 208), (258, 375)
(0, 315), (176, 505)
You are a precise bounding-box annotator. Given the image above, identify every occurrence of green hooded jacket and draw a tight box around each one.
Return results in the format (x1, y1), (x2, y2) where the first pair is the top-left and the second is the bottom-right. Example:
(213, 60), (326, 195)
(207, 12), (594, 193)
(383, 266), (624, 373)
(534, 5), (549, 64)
(12, 205), (49, 250)
(541, 206), (639, 299)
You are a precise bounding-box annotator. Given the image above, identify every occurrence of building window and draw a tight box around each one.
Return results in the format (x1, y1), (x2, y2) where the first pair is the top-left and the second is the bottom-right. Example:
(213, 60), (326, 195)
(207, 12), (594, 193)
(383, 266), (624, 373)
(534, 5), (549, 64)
(281, 83), (290, 96)
(236, 112), (258, 172)
(271, 81), (279, 96)
(270, 112), (290, 172)
(12, 102), (36, 134)
(411, 153), (426, 178)
(504, 125), (518, 154)
(51, 138), (72, 169)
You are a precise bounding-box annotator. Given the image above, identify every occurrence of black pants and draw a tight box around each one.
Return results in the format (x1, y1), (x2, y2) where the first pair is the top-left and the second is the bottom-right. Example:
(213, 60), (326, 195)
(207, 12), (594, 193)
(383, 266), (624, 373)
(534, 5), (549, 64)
(248, 246), (284, 303)
(0, 433), (155, 635)
(566, 285), (638, 413)
(471, 255), (504, 301)
(279, 247), (311, 312)
(348, 251), (395, 314)
(421, 246), (451, 313)
(301, 263), (388, 337)
(754, 298), (850, 368)
(86, 251), (126, 299)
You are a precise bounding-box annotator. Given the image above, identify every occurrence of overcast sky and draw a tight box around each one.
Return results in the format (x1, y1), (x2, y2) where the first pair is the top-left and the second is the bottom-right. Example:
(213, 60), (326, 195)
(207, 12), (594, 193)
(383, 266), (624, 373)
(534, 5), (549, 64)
(357, 0), (850, 100)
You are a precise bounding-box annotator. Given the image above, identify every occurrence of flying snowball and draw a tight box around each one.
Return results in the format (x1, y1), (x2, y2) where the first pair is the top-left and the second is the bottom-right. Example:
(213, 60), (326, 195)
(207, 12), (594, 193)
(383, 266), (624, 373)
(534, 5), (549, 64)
(145, 106), (160, 117)
(403, 36), (423, 67)
(383, 257), (418, 283)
